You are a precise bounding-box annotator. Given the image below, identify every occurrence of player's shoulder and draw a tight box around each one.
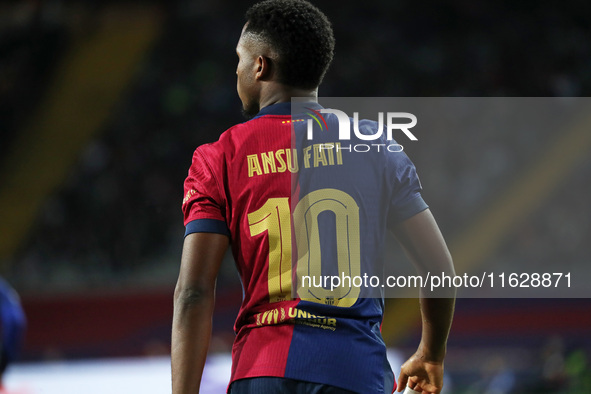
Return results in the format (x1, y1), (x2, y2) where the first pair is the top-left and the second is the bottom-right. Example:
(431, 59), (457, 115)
(198, 115), (281, 156)
(190, 119), (258, 170)
(193, 121), (243, 155)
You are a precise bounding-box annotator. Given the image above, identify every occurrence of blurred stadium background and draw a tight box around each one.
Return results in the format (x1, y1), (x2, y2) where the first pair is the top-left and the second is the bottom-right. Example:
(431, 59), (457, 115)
(1, 0), (591, 393)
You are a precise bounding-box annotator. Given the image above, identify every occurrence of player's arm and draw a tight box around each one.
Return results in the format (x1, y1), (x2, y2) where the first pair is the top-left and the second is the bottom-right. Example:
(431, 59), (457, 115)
(391, 208), (456, 394)
(171, 232), (229, 394)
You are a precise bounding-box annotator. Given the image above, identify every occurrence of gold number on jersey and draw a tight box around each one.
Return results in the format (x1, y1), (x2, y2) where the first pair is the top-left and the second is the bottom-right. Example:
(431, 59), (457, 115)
(248, 189), (361, 307)
(248, 198), (293, 303)
(293, 189), (360, 307)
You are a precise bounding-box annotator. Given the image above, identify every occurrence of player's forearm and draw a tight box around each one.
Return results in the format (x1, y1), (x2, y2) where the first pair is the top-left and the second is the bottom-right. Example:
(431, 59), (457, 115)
(417, 296), (455, 362)
(417, 255), (456, 363)
(392, 209), (456, 362)
(171, 287), (215, 394)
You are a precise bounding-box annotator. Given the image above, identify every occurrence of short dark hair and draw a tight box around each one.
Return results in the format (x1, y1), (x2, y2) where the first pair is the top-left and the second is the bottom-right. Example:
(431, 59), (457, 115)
(245, 0), (335, 90)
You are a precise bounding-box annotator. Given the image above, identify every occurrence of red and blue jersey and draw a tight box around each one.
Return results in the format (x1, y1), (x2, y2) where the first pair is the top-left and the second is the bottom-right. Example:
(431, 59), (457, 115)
(182, 102), (427, 393)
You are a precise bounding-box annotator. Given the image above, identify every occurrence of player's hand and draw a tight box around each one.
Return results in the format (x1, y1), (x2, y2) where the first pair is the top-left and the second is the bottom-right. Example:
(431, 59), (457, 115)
(396, 351), (444, 394)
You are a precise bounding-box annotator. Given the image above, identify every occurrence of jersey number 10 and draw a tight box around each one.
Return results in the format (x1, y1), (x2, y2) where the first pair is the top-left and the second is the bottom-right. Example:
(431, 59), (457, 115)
(248, 188), (361, 307)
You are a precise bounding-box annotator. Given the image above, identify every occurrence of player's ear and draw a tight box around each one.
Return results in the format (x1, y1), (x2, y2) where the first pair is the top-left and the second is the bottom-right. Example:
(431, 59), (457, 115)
(255, 55), (273, 81)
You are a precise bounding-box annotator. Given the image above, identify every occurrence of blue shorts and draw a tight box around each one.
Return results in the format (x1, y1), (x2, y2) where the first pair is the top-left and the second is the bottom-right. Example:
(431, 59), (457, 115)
(229, 377), (358, 394)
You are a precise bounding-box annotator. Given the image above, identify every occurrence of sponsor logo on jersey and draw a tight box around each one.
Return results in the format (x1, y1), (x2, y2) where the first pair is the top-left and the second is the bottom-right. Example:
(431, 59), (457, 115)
(255, 306), (337, 331)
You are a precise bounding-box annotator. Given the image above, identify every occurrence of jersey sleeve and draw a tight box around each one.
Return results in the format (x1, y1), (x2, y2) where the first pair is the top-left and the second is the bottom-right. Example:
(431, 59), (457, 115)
(182, 147), (230, 237)
(387, 152), (428, 225)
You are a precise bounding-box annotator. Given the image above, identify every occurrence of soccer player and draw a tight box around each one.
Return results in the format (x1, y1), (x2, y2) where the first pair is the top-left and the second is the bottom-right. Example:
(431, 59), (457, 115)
(0, 277), (26, 392)
(171, 1), (455, 393)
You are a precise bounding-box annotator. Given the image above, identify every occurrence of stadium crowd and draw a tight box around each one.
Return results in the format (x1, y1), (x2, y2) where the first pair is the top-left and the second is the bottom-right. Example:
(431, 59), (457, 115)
(4, 0), (589, 293)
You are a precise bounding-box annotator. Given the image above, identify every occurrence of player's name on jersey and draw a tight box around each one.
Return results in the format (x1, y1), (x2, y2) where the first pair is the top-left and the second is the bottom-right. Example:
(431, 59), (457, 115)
(247, 142), (344, 178)
(255, 306), (337, 331)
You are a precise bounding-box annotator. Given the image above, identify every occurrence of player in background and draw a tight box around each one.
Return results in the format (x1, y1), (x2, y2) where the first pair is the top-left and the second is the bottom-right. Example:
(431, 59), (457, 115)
(171, 1), (455, 393)
(0, 277), (26, 393)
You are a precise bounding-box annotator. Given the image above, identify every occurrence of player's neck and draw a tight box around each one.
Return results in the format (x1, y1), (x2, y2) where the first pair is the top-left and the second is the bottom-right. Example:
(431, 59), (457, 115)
(259, 84), (318, 110)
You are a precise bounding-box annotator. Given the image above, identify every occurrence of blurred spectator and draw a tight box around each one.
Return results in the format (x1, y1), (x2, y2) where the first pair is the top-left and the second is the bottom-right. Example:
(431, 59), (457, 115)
(0, 278), (26, 390)
(564, 349), (591, 393)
